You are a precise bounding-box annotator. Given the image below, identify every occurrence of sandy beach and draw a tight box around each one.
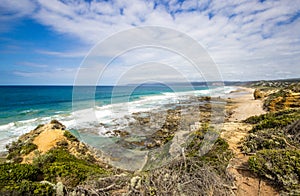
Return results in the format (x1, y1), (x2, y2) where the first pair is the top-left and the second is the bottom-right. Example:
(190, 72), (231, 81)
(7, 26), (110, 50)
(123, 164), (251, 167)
(4, 84), (299, 195)
(227, 87), (266, 122)
(221, 87), (278, 196)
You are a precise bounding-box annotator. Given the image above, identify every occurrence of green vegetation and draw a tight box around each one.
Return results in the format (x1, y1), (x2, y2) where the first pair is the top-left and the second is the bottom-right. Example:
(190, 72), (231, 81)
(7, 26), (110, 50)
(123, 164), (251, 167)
(264, 90), (288, 110)
(0, 147), (111, 194)
(6, 140), (37, 163)
(249, 80), (300, 89)
(0, 163), (54, 195)
(63, 130), (79, 142)
(140, 126), (234, 195)
(250, 81), (300, 111)
(2, 81), (299, 195)
(38, 149), (110, 187)
(2, 180), (55, 195)
(244, 109), (300, 132)
(243, 82), (300, 193)
(244, 108), (300, 193)
(243, 109), (300, 153)
(242, 128), (288, 153)
(1, 120), (114, 195)
(198, 138), (232, 175)
(0, 163), (40, 183)
(249, 149), (300, 192)
(186, 125), (233, 175)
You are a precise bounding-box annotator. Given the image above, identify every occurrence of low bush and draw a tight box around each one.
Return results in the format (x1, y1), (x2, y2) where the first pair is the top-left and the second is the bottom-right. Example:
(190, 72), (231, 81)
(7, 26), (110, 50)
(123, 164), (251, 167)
(1, 148), (111, 194)
(2, 180), (54, 196)
(63, 130), (79, 142)
(244, 109), (300, 132)
(0, 163), (40, 185)
(249, 149), (300, 192)
(186, 126), (233, 175)
(6, 141), (37, 162)
(36, 149), (110, 187)
(242, 129), (288, 153)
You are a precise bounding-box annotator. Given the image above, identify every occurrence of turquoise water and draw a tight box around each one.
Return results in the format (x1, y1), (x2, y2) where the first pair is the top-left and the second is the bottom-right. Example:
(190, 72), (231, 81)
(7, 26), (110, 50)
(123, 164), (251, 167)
(0, 84), (235, 151)
(0, 85), (207, 125)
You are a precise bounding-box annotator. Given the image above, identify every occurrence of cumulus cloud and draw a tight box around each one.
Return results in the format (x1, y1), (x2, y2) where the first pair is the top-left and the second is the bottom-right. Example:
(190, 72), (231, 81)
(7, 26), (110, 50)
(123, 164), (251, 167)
(0, 0), (36, 31)
(2, 0), (300, 82)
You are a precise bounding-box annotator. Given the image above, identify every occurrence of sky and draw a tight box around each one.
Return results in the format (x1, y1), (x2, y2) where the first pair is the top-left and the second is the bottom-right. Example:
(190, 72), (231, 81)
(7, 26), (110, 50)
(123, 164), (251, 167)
(0, 0), (300, 85)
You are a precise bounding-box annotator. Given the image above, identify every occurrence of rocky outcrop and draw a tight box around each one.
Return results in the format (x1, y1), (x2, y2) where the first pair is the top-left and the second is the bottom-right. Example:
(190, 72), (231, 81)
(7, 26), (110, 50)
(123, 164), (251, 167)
(264, 89), (300, 111)
(6, 120), (102, 165)
(253, 89), (264, 99)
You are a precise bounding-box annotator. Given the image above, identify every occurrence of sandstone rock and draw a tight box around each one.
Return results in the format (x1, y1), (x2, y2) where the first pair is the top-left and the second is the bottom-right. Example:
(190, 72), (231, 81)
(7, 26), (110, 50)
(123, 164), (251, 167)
(56, 182), (65, 196)
(130, 176), (141, 190)
(253, 89), (264, 99)
(50, 119), (66, 130)
(113, 130), (130, 137)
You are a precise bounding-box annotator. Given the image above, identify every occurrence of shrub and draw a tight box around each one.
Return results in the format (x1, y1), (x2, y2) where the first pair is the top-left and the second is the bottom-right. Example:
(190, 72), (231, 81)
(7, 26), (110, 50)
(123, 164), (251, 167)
(0, 163), (40, 185)
(38, 149), (110, 187)
(2, 180), (54, 196)
(6, 141), (37, 162)
(242, 128), (291, 153)
(32, 153), (55, 168)
(249, 149), (300, 191)
(186, 126), (233, 175)
(43, 161), (108, 187)
(21, 143), (38, 155)
(63, 131), (79, 142)
(244, 109), (300, 132)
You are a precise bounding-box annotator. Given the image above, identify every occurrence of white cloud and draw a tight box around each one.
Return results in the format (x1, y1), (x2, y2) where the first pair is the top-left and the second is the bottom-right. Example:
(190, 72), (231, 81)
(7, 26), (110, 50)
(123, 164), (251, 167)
(17, 62), (48, 68)
(3, 0), (300, 82)
(36, 49), (88, 58)
(13, 67), (77, 82)
(0, 0), (36, 32)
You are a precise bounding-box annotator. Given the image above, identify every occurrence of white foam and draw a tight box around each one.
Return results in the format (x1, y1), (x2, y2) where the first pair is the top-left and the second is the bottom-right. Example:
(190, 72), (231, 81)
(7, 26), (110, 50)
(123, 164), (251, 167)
(0, 86), (236, 152)
(0, 122), (15, 131)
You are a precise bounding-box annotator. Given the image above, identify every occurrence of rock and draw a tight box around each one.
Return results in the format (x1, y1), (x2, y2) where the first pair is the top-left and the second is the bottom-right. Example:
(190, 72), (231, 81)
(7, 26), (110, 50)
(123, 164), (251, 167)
(50, 119), (66, 130)
(113, 130), (130, 137)
(163, 173), (170, 181)
(130, 176), (141, 190)
(145, 140), (157, 149)
(40, 180), (55, 187)
(70, 190), (77, 196)
(198, 96), (211, 101)
(56, 182), (65, 196)
(254, 89), (264, 99)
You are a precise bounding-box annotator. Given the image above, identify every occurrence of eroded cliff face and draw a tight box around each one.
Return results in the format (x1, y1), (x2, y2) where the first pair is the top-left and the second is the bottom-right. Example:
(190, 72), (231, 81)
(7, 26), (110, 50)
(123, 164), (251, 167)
(6, 120), (103, 165)
(252, 81), (300, 112)
(2, 120), (121, 195)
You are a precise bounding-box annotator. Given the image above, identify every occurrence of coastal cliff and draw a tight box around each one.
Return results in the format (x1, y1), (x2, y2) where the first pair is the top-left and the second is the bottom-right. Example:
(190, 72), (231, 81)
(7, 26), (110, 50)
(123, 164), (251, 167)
(1, 81), (300, 195)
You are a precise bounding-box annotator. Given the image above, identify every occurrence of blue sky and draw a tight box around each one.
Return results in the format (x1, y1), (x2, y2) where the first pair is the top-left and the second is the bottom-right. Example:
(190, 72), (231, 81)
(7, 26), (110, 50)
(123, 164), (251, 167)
(0, 0), (300, 85)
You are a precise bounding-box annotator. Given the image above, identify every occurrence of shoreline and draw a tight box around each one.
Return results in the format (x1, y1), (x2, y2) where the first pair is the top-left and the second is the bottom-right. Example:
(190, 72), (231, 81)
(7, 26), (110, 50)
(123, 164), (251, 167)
(1, 81), (299, 195)
(226, 87), (266, 122)
(221, 87), (278, 195)
(0, 86), (262, 166)
(0, 85), (237, 153)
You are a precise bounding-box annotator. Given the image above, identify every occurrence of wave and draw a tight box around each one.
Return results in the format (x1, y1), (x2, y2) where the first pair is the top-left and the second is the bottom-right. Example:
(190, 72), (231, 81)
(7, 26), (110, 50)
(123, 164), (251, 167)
(0, 86), (237, 152)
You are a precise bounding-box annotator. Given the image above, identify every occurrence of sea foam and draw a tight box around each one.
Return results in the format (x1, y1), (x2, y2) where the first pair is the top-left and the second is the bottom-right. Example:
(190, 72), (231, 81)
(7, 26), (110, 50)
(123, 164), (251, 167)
(0, 86), (237, 152)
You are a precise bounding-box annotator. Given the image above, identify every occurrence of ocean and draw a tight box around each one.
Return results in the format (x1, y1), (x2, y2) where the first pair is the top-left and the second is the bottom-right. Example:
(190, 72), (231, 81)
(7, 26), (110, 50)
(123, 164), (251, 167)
(0, 85), (236, 152)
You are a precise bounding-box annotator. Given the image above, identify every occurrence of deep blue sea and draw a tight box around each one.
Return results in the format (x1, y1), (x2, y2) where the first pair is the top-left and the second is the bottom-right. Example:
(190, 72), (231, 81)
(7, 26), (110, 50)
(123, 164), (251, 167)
(0, 85), (236, 151)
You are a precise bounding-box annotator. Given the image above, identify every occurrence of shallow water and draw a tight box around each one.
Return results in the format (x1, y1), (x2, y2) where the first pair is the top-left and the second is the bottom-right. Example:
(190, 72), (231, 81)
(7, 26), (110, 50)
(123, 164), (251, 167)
(0, 85), (237, 152)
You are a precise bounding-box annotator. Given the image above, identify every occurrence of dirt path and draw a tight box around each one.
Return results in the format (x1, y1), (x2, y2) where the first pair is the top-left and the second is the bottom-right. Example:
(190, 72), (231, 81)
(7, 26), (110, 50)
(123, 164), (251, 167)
(221, 87), (279, 196)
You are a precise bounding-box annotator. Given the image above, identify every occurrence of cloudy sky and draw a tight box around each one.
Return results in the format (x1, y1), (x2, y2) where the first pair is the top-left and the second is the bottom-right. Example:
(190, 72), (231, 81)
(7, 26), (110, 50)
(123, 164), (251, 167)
(0, 0), (299, 85)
